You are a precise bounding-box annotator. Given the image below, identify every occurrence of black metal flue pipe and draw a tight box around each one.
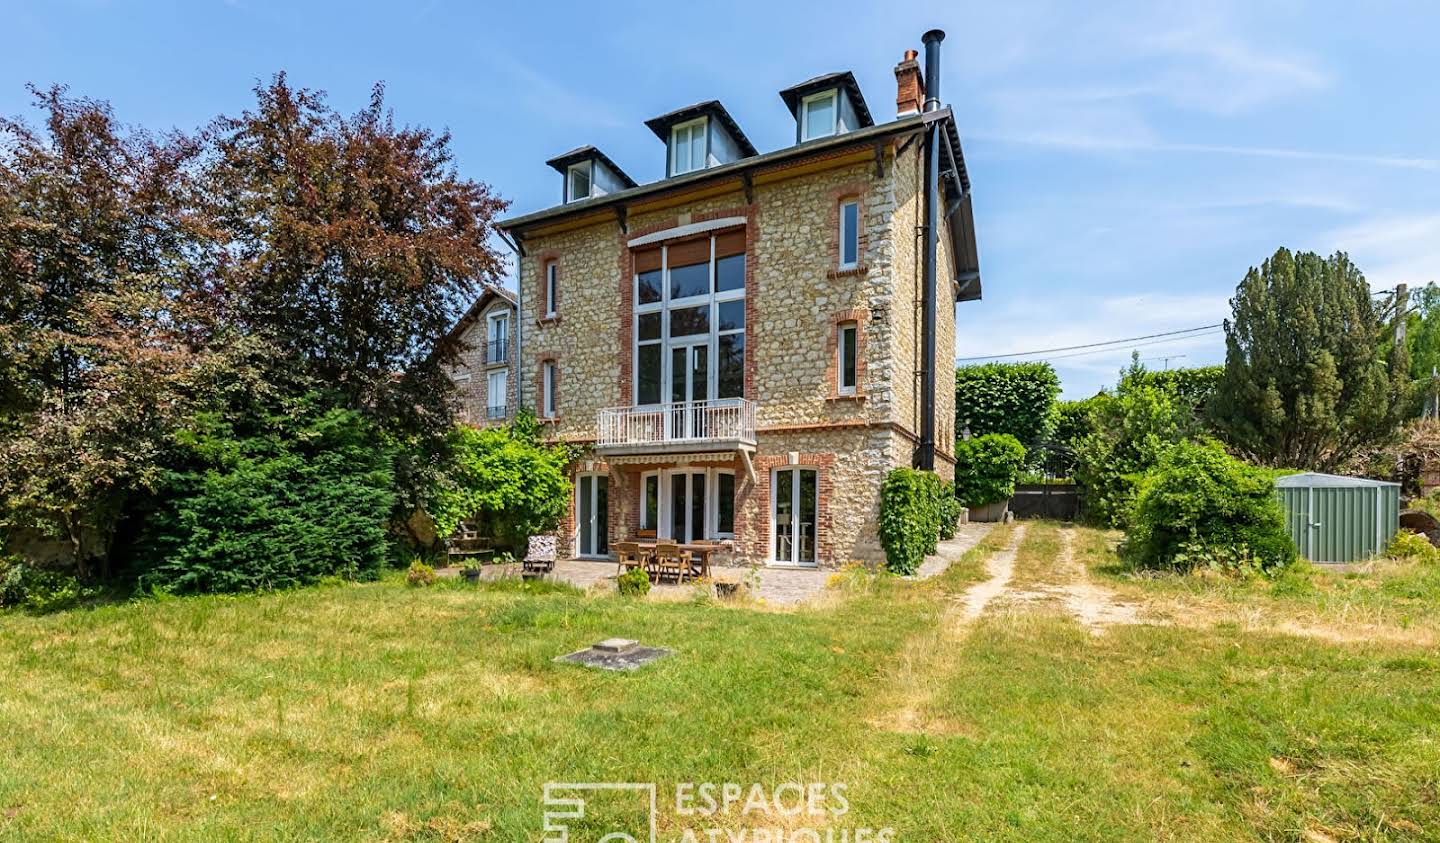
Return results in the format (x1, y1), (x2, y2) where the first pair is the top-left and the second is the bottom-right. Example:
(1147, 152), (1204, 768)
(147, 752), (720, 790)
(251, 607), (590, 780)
(916, 28), (945, 471)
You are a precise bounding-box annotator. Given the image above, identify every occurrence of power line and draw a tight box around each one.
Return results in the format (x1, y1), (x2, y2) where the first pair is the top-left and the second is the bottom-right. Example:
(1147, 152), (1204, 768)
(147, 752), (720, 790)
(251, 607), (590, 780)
(955, 323), (1223, 362)
(1032, 330), (1224, 363)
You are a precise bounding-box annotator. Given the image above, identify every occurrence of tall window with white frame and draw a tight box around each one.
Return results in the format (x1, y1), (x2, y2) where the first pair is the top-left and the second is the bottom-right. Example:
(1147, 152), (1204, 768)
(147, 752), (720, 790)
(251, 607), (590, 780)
(632, 229), (745, 412)
(838, 322), (858, 396)
(670, 118), (707, 175)
(838, 198), (859, 270)
(774, 467), (819, 565)
(801, 90), (838, 141)
(545, 261), (558, 318)
(542, 361), (557, 419)
(486, 369), (507, 420)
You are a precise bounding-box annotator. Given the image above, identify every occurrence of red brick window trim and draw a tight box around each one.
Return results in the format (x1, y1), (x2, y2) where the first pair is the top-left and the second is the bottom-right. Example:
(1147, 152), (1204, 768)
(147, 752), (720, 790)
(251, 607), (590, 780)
(537, 354), (560, 421)
(539, 255), (560, 322)
(826, 186), (869, 275)
(825, 307), (869, 400)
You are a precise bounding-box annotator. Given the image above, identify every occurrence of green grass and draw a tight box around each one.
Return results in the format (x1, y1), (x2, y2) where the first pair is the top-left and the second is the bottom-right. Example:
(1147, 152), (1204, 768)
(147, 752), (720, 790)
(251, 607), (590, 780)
(2, 527), (1437, 841)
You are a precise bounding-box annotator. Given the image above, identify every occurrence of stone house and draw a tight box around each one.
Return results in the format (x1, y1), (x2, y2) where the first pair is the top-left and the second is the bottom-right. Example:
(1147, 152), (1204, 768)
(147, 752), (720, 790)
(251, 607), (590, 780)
(490, 30), (980, 568)
(449, 286), (518, 426)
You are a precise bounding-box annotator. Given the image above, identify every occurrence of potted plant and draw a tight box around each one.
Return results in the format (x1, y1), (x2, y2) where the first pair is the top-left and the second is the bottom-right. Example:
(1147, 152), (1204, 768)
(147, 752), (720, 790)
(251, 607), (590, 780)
(460, 561), (483, 582)
(955, 433), (1027, 522)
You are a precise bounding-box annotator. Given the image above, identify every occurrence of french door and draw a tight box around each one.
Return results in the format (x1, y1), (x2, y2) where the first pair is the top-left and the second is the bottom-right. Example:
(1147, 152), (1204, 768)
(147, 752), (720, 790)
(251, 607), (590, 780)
(773, 468), (818, 566)
(665, 470), (707, 544)
(669, 343), (710, 439)
(576, 474), (609, 558)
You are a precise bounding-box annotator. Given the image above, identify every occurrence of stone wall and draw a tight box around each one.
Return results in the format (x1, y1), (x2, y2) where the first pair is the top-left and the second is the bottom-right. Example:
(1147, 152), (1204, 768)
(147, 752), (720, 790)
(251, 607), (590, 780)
(450, 299), (517, 426)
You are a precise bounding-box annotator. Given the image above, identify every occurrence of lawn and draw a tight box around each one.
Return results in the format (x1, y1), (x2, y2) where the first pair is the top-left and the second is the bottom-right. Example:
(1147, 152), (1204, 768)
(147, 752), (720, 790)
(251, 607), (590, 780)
(1, 524), (1437, 841)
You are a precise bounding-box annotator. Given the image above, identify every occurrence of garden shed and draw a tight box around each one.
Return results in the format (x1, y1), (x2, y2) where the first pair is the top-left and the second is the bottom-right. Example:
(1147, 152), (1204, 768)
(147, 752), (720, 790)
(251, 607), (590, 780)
(1275, 473), (1400, 563)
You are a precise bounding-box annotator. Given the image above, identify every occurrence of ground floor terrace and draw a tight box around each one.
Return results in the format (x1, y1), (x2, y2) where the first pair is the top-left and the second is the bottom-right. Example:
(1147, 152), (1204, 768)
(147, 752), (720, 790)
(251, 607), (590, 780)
(556, 427), (952, 569)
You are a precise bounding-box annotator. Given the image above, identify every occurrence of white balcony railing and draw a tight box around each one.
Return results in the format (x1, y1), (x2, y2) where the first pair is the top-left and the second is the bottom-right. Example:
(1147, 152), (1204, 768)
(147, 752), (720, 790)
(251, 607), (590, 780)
(597, 399), (756, 451)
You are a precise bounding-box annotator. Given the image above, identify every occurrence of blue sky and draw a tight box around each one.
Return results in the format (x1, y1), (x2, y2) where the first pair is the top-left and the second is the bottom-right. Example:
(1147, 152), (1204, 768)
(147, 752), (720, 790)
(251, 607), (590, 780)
(4, 1), (1438, 397)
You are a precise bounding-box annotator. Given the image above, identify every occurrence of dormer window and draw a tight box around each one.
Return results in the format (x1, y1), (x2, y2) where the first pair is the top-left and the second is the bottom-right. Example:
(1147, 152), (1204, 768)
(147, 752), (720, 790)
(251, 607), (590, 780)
(646, 102), (757, 179)
(544, 146), (637, 205)
(566, 162), (592, 203)
(779, 72), (874, 146)
(801, 90), (838, 141)
(670, 118), (708, 175)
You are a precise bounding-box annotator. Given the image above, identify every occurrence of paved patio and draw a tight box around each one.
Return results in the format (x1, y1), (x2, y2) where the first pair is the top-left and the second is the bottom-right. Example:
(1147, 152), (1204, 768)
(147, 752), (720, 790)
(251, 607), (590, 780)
(444, 521), (996, 606)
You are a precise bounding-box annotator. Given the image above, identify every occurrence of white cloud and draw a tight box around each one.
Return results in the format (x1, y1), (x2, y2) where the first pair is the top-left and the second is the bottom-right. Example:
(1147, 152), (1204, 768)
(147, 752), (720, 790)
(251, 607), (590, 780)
(1322, 214), (1440, 287)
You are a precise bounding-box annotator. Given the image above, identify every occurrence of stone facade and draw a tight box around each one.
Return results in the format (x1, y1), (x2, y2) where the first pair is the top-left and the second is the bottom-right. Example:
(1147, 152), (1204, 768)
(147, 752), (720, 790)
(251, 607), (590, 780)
(506, 134), (966, 567)
(449, 290), (518, 427)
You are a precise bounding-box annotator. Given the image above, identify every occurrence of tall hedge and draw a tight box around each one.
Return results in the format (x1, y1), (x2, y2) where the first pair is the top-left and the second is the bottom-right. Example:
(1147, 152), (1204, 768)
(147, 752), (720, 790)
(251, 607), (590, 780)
(954, 433), (1027, 508)
(879, 468), (946, 575)
(954, 362), (1060, 455)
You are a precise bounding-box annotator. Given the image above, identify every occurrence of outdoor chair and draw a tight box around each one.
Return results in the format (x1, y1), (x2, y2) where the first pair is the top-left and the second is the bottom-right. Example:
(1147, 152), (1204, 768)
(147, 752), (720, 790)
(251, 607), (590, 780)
(614, 542), (645, 577)
(522, 535), (557, 580)
(651, 542), (689, 585)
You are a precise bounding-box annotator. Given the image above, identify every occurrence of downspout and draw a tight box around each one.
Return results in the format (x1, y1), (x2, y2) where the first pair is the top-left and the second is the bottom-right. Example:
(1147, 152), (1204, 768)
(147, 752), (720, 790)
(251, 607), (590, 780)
(916, 28), (945, 471)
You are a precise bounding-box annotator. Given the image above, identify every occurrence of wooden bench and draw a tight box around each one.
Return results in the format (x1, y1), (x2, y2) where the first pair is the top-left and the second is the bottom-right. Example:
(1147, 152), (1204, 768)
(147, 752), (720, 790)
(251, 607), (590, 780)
(445, 521), (494, 564)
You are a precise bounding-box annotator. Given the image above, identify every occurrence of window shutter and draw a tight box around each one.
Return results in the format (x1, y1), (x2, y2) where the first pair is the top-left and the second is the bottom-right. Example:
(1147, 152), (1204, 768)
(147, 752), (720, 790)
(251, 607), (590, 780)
(714, 229), (746, 258)
(666, 236), (710, 268)
(633, 247), (662, 274)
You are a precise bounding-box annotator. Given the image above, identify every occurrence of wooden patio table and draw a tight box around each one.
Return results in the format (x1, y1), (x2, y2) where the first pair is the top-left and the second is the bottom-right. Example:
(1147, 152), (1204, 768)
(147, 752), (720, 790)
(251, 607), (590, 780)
(630, 540), (718, 580)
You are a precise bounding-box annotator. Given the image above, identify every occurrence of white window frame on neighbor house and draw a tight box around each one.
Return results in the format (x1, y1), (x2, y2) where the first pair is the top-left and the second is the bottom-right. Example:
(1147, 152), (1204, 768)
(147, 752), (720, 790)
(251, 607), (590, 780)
(632, 232), (746, 408)
(800, 89), (839, 141)
(670, 117), (708, 175)
(643, 468), (735, 542)
(542, 361), (557, 418)
(486, 369), (508, 418)
(771, 466), (820, 566)
(566, 161), (592, 203)
(485, 309), (509, 363)
(545, 262), (558, 317)
(837, 322), (858, 396)
(838, 198), (860, 270)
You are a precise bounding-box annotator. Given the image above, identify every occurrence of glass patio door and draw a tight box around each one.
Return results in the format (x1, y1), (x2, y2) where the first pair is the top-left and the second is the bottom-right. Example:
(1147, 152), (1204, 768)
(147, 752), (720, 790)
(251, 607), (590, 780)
(665, 471), (707, 544)
(773, 468), (818, 566)
(576, 474), (609, 558)
(668, 342), (710, 439)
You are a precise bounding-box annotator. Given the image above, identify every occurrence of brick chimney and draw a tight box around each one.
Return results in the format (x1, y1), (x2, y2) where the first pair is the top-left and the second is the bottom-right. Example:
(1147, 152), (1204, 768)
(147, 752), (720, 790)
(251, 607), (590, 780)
(894, 48), (924, 117)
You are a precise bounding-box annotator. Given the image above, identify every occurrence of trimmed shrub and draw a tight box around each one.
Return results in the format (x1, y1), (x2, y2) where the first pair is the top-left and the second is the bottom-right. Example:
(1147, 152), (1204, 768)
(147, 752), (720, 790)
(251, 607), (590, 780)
(879, 468), (946, 575)
(938, 481), (963, 540)
(1124, 440), (1296, 576)
(1387, 530), (1440, 564)
(405, 560), (437, 587)
(954, 362), (1061, 456)
(953, 434), (1027, 509)
(616, 566), (651, 597)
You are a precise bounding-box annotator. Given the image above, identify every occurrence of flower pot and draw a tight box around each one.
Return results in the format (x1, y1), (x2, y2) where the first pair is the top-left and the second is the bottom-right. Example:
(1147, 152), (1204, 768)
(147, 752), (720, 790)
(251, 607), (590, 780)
(460, 568), (482, 582)
(969, 500), (1011, 523)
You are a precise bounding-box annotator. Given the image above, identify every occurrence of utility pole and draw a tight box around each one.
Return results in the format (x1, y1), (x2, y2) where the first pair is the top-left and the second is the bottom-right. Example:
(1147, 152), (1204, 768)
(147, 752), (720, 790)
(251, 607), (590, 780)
(1396, 283), (1409, 348)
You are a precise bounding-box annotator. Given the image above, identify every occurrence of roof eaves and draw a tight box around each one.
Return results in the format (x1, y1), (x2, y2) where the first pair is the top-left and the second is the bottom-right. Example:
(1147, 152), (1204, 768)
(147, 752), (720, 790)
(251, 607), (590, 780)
(499, 112), (928, 232)
(543, 146), (638, 189)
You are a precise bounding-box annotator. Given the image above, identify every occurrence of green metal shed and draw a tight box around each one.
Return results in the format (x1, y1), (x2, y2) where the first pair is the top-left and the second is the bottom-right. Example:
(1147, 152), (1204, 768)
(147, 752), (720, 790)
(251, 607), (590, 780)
(1275, 473), (1401, 563)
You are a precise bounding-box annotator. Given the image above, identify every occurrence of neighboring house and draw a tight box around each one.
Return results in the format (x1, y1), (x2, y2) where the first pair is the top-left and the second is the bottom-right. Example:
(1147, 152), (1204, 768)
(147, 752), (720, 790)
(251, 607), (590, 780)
(448, 285), (518, 426)
(492, 29), (981, 567)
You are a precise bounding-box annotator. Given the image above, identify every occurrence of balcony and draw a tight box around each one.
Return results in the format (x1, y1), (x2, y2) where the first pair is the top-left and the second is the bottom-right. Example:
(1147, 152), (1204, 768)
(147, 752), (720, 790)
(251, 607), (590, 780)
(486, 404), (508, 421)
(596, 399), (756, 457)
(484, 339), (509, 365)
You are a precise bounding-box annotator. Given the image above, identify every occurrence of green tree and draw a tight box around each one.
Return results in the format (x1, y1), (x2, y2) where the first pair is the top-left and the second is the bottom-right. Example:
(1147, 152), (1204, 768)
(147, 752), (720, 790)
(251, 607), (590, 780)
(428, 411), (572, 554)
(1073, 384), (1191, 527)
(954, 362), (1061, 456)
(953, 433), (1027, 508)
(1211, 248), (1412, 470)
